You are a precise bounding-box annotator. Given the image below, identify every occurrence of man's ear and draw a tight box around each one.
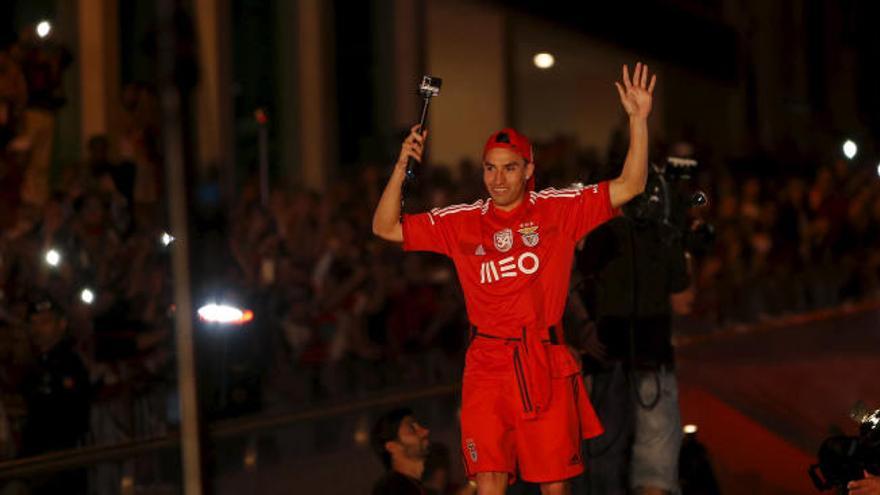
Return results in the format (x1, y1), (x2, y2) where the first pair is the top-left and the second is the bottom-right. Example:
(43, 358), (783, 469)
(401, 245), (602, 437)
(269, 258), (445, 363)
(385, 440), (400, 457)
(525, 161), (535, 180)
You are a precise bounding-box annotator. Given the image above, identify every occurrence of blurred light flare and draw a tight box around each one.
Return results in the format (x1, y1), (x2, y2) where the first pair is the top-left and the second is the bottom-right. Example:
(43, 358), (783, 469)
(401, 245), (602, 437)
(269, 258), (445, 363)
(161, 232), (175, 246)
(36, 20), (52, 39)
(44, 249), (61, 267)
(80, 288), (95, 305)
(843, 140), (857, 159)
(354, 416), (370, 446)
(243, 443), (258, 469)
(683, 424), (698, 434)
(198, 303), (254, 325)
(254, 108), (268, 125)
(533, 52), (555, 69)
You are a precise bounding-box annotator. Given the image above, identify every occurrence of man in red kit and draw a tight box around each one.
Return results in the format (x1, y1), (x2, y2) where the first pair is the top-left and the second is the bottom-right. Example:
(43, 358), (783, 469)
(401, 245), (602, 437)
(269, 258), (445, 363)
(373, 63), (657, 494)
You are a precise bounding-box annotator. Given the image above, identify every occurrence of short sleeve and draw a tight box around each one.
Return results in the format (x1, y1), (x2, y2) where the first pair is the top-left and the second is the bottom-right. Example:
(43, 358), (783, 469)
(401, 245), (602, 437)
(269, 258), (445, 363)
(401, 212), (453, 256)
(550, 181), (615, 240)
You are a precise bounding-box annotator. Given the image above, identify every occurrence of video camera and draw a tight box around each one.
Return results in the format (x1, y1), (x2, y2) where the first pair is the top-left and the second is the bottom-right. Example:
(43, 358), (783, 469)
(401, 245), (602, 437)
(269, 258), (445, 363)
(621, 156), (714, 254)
(810, 402), (880, 491)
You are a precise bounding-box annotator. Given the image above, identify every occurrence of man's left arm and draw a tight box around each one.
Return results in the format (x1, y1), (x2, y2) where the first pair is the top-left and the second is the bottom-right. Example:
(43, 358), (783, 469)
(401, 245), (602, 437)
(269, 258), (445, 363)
(609, 62), (656, 209)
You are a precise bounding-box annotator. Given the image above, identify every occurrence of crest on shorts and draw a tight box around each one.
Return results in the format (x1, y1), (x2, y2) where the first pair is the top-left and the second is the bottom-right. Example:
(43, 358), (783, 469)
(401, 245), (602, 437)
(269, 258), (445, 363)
(493, 229), (513, 252)
(517, 224), (539, 248)
(465, 438), (478, 462)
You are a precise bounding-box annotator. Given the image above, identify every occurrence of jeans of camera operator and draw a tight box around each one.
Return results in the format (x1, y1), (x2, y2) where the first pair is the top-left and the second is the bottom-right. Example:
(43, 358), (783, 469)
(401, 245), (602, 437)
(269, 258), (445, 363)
(574, 216), (690, 495)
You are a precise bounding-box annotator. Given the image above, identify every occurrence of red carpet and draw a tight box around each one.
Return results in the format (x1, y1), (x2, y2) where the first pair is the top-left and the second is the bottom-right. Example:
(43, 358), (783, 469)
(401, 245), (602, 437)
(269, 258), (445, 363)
(679, 384), (816, 494)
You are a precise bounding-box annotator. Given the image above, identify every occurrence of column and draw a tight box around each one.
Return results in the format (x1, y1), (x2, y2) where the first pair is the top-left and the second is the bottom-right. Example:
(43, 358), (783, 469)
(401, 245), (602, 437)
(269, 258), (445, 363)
(77, 0), (119, 147)
(193, 0), (234, 197)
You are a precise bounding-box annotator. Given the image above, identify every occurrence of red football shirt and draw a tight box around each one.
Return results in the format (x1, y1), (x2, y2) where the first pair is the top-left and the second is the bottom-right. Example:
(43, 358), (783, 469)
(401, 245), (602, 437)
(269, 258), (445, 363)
(402, 182), (614, 336)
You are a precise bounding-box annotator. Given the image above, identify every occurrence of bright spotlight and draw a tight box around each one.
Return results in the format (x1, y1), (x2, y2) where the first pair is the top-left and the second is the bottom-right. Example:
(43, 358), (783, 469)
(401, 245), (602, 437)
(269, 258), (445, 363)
(533, 52), (555, 69)
(683, 424), (698, 434)
(876, 163), (880, 178)
(80, 288), (95, 305)
(843, 140), (858, 160)
(36, 20), (52, 39)
(160, 232), (175, 246)
(198, 303), (254, 325)
(44, 249), (61, 267)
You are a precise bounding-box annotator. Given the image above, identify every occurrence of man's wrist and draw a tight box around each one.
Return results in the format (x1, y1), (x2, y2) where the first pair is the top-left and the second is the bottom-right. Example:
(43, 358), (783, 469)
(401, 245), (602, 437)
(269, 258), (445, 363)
(391, 162), (407, 180)
(628, 115), (648, 126)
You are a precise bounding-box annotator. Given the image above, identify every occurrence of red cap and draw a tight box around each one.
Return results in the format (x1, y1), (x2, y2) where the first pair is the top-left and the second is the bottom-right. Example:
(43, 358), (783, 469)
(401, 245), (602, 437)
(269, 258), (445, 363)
(482, 128), (535, 190)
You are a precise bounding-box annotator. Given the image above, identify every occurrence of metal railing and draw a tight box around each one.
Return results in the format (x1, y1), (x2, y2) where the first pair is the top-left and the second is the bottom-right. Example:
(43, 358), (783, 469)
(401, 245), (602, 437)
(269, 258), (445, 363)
(0, 383), (460, 479)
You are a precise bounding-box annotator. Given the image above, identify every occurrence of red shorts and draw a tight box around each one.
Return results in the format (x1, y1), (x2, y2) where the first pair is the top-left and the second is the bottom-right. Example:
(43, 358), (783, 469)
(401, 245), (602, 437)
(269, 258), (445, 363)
(459, 338), (601, 483)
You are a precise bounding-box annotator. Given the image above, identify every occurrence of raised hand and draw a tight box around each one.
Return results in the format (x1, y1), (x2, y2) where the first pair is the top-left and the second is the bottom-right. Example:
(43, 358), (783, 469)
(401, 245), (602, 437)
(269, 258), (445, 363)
(615, 62), (656, 120)
(396, 124), (428, 170)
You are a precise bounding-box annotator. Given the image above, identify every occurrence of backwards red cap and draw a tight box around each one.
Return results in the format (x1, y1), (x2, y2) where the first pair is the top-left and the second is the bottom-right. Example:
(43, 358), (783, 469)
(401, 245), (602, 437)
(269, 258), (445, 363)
(482, 128), (535, 190)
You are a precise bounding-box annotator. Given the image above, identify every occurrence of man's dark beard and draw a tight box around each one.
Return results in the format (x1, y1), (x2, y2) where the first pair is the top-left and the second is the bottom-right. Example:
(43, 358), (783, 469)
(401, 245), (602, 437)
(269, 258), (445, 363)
(404, 440), (429, 461)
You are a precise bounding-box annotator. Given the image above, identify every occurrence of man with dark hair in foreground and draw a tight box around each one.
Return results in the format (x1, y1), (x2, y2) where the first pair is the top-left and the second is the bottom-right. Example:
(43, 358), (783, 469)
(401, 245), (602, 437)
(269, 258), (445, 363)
(371, 407), (431, 495)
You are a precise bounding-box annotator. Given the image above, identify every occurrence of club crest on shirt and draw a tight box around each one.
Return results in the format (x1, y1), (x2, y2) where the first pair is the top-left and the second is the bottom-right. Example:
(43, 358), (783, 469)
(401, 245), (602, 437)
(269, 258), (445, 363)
(493, 228), (513, 252)
(517, 224), (539, 247)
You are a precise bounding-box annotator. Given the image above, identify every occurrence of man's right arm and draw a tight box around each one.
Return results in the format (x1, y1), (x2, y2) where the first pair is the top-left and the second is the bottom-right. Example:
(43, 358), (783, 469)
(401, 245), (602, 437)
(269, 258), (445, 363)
(371, 125), (426, 243)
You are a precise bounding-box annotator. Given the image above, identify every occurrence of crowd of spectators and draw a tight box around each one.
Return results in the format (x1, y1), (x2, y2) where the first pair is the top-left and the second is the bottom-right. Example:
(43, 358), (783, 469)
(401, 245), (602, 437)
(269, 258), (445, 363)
(689, 157), (880, 327)
(0, 38), (468, 477)
(0, 29), (174, 487)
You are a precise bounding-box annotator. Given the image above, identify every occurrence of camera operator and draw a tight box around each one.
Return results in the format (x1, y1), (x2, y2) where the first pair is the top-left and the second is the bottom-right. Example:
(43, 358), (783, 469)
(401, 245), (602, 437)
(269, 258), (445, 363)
(570, 164), (695, 495)
(810, 403), (880, 494)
